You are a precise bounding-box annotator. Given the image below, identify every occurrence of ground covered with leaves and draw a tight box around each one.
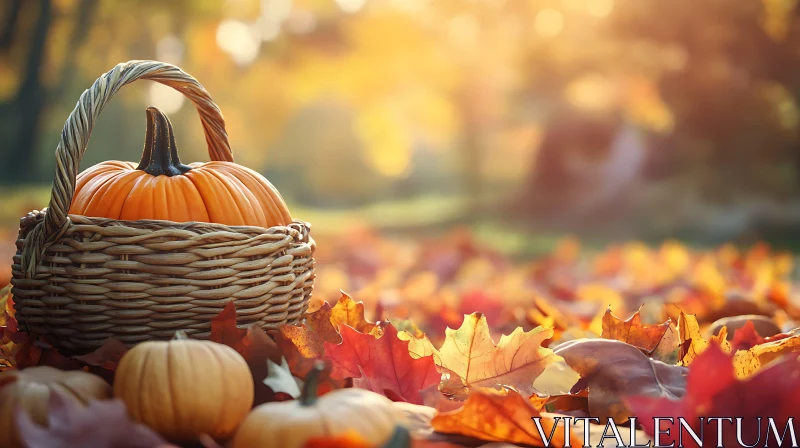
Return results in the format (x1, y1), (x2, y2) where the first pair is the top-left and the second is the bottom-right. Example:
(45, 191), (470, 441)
(2, 228), (800, 447)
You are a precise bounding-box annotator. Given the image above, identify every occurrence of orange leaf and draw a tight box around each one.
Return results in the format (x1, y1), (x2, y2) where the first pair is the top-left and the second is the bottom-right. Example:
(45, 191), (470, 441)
(600, 307), (670, 353)
(325, 322), (440, 404)
(330, 292), (376, 334)
(306, 301), (343, 344)
(437, 313), (558, 396)
(431, 389), (581, 446)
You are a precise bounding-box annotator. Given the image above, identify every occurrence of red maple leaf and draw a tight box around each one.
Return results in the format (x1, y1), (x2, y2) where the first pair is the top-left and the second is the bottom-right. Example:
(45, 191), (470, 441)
(208, 302), (294, 405)
(324, 321), (440, 405)
(627, 342), (800, 448)
(210, 301), (247, 347)
(458, 290), (503, 326)
(209, 301), (281, 364)
(730, 320), (766, 351)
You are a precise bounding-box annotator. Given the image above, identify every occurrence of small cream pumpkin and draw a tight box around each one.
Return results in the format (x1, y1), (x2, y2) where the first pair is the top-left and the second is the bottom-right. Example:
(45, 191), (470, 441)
(113, 332), (254, 441)
(0, 366), (112, 448)
(230, 362), (404, 448)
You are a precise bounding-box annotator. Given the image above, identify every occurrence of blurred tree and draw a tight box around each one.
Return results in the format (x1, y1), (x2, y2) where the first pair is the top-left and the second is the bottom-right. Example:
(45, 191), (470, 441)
(0, 0), (96, 183)
(0, 0), (798, 240)
(612, 0), (800, 201)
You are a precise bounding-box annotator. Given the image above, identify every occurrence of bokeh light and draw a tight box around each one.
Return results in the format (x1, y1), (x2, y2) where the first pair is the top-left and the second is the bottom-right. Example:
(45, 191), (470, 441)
(535, 8), (564, 37)
(216, 19), (261, 66)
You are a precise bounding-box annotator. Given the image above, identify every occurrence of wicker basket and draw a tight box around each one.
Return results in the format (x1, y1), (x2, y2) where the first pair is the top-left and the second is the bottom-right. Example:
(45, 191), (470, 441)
(10, 60), (315, 354)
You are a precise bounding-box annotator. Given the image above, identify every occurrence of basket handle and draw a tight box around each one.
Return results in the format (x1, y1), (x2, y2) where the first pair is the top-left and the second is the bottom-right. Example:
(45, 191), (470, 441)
(20, 60), (233, 278)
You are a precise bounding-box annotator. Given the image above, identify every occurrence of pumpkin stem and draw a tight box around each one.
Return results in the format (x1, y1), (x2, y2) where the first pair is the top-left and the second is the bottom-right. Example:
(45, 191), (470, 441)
(173, 330), (190, 340)
(300, 360), (325, 406)
(136, 107), (193, 176)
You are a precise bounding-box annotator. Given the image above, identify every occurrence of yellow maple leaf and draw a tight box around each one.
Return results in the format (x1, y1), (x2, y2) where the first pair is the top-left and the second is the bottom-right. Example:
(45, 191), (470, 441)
(329, 291), (375, 334)
(436, 313), (559, 396)
(678, 311), (731, 366)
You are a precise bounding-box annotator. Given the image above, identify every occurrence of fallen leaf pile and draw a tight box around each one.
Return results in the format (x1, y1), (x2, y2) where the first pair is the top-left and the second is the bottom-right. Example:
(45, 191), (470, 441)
(2, 231), (800, 447)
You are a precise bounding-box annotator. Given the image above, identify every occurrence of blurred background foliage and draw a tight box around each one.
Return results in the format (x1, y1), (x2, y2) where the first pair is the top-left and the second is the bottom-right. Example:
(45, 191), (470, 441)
(2, 0), (800, 247)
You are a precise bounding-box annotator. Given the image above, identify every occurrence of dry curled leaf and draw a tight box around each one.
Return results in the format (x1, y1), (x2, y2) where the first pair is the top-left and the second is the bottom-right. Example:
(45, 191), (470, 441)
(675, 310), (800, 378)
(555, 338), (688, 422)
(677, 310), (730, 365)
(732, 333), (800, 378)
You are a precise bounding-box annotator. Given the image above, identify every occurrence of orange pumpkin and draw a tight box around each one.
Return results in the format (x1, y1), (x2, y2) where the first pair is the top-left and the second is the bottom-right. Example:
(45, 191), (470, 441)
(70, 106), (291, 228)
(113, 333), (254, 442)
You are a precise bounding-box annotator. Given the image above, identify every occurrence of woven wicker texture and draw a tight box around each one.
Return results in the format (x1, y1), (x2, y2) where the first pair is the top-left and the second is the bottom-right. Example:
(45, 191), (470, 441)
(11, 60), (315, 353)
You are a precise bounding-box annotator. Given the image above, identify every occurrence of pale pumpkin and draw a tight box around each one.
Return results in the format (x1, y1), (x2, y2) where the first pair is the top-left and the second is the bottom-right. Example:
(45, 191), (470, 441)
(70, 107), (292, 228)
(230, 362), (404, 448)
(0, 366), (112, 448)
(113, 333), (254, 441)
